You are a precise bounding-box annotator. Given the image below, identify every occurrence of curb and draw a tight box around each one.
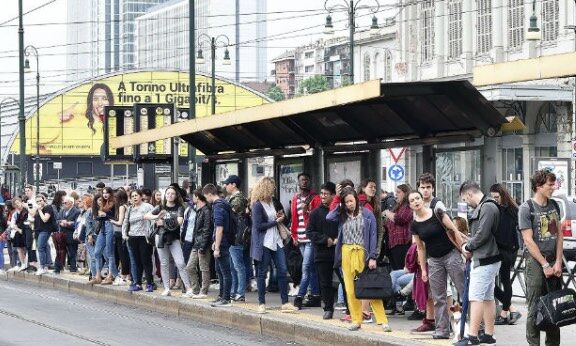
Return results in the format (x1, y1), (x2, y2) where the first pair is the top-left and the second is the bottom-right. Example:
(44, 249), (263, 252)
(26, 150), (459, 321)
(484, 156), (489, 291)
(1, 272), (423, 346)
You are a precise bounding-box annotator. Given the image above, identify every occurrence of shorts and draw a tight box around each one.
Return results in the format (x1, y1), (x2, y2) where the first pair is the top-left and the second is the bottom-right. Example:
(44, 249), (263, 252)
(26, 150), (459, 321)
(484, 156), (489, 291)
(468, 261), (501, 302)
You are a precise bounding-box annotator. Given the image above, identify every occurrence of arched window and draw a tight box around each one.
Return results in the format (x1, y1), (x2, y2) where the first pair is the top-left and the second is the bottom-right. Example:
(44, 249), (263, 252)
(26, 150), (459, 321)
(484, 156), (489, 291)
(383, 50), (392, 82)
(373, 53), (380, 80)
(363, 54), (371, 82)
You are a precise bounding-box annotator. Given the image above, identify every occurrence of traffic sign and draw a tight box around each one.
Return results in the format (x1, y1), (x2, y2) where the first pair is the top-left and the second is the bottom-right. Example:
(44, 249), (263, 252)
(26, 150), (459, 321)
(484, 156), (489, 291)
(388, 164), (405, 182)
(388, 148), (407, 163)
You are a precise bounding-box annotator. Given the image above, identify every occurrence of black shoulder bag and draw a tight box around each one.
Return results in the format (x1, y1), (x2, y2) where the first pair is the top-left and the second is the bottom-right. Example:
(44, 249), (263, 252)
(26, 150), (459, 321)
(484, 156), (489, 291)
(354, 264), (393, 300)
(536, 277), (576, 330)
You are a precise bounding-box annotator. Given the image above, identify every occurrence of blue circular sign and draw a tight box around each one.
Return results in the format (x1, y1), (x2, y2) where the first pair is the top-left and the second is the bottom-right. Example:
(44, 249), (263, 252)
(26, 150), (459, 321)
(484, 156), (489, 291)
(388, 164), (405, 182)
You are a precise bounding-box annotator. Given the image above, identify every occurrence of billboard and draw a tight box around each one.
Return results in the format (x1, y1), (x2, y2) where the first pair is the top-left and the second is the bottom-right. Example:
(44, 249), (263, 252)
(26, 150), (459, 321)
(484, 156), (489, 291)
(10, 71), (269, 156)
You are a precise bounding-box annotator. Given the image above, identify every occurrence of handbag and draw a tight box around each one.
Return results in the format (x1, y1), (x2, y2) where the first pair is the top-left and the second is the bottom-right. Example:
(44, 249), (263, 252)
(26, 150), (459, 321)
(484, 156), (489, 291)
(277, 222), (290, 241)
(536, 278), (576, 330)
(354, 264), (394, 300)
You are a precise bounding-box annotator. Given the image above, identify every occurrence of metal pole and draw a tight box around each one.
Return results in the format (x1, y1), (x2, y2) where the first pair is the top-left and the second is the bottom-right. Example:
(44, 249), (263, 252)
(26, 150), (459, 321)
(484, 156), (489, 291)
(172, 109), (179, 184)
(188, 0), (197, 191)
(211, 37), (216, 115)
(18, 0), (26, 190)
(35, 60), (40, 193)
(235, 0), (240, 83)
(349, 1), (355, 84)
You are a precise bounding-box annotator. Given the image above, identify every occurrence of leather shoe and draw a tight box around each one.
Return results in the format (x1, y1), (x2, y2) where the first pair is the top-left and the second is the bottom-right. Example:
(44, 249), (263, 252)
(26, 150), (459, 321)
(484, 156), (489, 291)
(323, 311), (333, 320)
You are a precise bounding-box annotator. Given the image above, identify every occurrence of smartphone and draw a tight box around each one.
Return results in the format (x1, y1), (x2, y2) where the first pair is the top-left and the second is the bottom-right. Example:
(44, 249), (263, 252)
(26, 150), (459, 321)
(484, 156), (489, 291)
(28, 203), (33, 209)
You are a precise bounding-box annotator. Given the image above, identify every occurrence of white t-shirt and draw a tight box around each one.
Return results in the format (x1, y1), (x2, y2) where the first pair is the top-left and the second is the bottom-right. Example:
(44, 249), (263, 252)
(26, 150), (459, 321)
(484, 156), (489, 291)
(262, 201), (283, 251)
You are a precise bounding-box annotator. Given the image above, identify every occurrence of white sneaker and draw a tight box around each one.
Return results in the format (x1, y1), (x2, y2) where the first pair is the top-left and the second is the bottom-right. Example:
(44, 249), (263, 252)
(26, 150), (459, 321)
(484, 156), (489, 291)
(192, 293), (207, 299)
(183, 290), (195, 298)
(18, 266), (27, 272)
(161, 289), (171, 297)
(257, 304), (267, 314)
(288, 283), (299, 297)
(112, 277), (125, 286)
(35, 269), (46, 276)
(7, 266), (19, 273)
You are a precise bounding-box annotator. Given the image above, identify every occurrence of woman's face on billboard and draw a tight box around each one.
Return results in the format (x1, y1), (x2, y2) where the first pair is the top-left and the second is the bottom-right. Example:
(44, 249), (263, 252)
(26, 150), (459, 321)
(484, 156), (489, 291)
(92, 88), (110, 118)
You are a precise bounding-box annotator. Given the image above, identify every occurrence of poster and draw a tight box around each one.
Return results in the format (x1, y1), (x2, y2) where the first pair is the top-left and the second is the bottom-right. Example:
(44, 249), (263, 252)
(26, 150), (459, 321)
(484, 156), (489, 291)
(536, 158), (570, 196)
(278, 162), (304, 212)
(10, 71), (269, 156)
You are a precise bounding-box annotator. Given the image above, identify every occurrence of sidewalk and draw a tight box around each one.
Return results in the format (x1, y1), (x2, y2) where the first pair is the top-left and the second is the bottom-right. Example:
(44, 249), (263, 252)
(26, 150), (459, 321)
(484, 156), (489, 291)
(0, 269), (542, 346)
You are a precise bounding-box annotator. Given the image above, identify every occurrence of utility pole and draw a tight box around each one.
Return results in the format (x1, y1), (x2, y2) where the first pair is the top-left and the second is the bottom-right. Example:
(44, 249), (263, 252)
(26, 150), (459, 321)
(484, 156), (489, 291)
(18, 0), (26, 191)
(188, 0), (197, 191)
(235, 0), (240, 83)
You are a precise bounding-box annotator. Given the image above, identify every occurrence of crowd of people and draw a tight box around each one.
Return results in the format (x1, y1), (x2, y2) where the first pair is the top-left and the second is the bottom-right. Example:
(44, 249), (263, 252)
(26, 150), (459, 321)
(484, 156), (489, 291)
(0, 168), (565, 345)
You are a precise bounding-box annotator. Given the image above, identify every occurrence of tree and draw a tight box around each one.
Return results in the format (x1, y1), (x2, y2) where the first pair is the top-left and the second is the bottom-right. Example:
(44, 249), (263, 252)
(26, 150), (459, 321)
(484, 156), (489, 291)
(266, 85), (285, 102)
(298, 75), (329, 95)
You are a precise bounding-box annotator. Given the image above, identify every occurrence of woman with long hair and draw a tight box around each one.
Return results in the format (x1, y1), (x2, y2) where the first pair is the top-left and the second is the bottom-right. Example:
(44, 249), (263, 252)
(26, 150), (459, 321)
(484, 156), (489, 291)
(7, 198), (28, 272)
(383, 184), (413, 270)
(145, 186), (194, 297)
(52, 190), (67, 213)
(490, 183), (522, 325)
(85, 83), (113, 135)
(327, 188), (391, 332)
(89, 188), (118, 284)
(112, 189), (131, 285)
(151, 190), (163, 207)
(250, 177), (297, 314)
(408, 190), (465, 339)
(123, 190), (155, 292)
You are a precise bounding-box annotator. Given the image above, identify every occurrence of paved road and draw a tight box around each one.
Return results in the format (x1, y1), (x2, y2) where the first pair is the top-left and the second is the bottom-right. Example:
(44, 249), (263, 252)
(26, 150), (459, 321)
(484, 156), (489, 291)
(0, 280), (295, 346)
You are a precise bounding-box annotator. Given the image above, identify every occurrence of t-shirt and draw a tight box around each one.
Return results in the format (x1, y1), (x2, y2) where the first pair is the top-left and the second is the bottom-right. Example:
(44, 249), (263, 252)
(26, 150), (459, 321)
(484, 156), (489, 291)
(212, 199), (232, 248)
(296, 195), (309, 242)
(34, 205), (57, 233)
(518, 199), (560, 257)
(411, 214), (454, 258)
(151, 204), (184, 235)
(124, 203), (154, 237)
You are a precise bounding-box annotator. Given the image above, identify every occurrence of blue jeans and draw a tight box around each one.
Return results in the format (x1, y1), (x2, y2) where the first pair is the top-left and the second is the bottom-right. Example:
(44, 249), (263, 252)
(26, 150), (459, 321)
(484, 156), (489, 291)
(94, 221), (118, 277)
(0, 241), (5, 270)
(257, 245), (289, 305)
(230, 245), (247, 297)
(244, 247), (253, 281)
(37, 231), (51, 268)
(215, 246), (232, 301)
(390, 269), (414, 293)
(126, 239), (138, 283)
(86, 240), (97, 277)
(297, 242), (319, 297)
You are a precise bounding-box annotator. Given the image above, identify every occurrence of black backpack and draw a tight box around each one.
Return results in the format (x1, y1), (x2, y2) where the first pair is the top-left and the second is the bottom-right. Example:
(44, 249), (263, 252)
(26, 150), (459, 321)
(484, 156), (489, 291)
(228, 195), (252, 246)
(218, 200), (238, 245)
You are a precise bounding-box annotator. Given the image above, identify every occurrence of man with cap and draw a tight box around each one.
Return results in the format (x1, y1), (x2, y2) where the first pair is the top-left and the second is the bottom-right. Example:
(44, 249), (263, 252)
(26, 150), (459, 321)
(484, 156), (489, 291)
(224, 175), (250, 301)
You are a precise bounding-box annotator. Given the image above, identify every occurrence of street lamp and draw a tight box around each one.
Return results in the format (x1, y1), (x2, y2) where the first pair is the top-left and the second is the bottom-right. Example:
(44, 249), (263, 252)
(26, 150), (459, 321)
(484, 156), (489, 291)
(24, 45), (40, 193)
(0, 98), (19, 169)
(197, 34), (231, 115)
(527, 0), (541, 41)
(324, 0), (380, 84)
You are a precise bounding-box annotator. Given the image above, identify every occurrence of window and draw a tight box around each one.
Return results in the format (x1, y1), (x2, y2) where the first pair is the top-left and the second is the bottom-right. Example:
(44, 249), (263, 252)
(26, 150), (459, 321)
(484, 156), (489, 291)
(373, 53), (380, 79)
(476, 0), (492, 54)
(448, 0), (463, 59)
(420, 0), (435, 62)
(507, 0), (524, 49)
(542, 0), (559, 42)
(304, 51), (313, 59)
(363, 54), (371, 81)
(304, 65), (314, 73)
(384, 50), (392, 82)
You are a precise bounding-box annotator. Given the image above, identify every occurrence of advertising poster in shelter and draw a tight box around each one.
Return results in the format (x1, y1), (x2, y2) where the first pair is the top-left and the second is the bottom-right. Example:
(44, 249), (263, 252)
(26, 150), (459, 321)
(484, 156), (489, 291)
(279, 162), (304, 212)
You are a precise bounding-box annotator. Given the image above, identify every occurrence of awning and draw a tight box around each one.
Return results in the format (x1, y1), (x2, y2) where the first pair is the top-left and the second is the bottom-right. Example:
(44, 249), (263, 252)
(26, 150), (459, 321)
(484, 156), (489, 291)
(111, 80), (509, 156)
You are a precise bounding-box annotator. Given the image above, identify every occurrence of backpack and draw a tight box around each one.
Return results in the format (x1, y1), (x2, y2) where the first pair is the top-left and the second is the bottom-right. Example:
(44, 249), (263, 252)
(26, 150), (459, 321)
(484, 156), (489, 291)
(228, 194), (252, 246)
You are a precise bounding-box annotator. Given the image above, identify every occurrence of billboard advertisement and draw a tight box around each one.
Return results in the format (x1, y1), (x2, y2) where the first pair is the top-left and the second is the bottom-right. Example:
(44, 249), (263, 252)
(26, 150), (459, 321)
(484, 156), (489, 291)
(10, 71), (269, 156)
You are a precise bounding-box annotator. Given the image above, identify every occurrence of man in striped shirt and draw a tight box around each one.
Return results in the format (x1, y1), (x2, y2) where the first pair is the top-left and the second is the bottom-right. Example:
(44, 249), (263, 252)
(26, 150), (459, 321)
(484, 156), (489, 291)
(290, 173), (321, 309)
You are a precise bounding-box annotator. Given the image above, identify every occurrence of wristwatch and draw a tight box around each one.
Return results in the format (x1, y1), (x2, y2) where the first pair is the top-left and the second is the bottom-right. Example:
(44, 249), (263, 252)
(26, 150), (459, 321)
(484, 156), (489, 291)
(542, 263), (551, 269)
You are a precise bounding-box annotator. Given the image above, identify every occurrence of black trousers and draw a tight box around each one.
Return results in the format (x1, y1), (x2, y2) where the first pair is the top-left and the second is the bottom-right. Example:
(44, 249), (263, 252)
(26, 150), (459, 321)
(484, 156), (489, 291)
(390, 244), (410, 270)
(495, 249), (517, 311)
(128, 236), (153, 285)
(316, 261), (336, 311)
(24, 227), (37, 263)
(114, 232), (131, 276)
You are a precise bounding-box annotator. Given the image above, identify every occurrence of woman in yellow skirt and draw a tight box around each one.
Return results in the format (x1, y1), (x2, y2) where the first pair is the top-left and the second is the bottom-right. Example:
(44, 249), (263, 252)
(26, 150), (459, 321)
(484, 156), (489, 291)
(327, 187), (392, 332)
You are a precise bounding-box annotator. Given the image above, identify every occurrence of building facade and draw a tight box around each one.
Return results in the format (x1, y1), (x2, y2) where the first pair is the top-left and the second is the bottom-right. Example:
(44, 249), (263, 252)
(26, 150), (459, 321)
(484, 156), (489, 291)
(271, 51), (296, 98)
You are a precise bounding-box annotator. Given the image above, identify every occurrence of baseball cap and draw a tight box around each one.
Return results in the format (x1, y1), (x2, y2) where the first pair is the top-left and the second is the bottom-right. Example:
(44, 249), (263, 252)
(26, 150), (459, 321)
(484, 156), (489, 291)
(223, 175), (241, 187)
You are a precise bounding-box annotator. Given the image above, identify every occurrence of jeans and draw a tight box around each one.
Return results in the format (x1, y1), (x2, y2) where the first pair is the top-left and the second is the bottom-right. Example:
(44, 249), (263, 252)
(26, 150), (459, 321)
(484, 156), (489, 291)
(126, 239), (138, 283)
(86, 240), (97, 277)
(297, 242), (319, 297)
(244, 247), (253, 281)
(337, 283), (345, 304)
(215, 246), (232, 301)
(257, 245), (289, 305)
(525, 255), (561, 346)
(37, 231), (51, 268)
(94, 221), (118, 277)
(157, 239), (191, 291)
(0, 241), (5, 270)
(230, 245), (247, 297)
(495, 249), (517, 311)
(390, 269), (414, 294)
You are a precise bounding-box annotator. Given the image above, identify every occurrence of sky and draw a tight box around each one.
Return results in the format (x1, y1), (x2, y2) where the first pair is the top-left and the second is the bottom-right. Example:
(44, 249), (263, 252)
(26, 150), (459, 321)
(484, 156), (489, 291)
(0, 0), (398, 99)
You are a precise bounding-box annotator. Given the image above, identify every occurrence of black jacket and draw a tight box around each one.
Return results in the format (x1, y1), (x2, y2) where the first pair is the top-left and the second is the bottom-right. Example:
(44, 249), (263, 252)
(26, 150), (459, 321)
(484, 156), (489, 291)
(57, 206), (80, 232)
(495, 204), (519, 252)
(306, 204), (339, 262)
(191, 205), (212, 250)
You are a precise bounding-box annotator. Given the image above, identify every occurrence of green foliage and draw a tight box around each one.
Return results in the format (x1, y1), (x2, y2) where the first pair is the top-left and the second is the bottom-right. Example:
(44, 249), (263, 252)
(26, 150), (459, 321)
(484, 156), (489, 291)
(298, 75), (329, 95)
(266, 85), (285, 102)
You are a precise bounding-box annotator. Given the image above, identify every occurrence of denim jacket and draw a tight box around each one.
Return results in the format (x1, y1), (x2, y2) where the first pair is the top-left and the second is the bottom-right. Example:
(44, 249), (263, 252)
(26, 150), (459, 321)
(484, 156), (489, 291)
(327, 206), (378, 268)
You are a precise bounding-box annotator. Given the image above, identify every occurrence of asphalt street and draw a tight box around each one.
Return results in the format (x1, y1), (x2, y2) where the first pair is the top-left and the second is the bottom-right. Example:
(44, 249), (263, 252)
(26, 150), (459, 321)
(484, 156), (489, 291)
(0, 280), (295, 346)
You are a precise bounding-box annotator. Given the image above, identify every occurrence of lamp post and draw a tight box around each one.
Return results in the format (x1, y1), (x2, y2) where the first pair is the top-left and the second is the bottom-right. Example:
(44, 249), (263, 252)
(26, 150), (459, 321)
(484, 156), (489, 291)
(18, 0), (25, 191)
(24, 45), (40, 193)
(0, 98), (19, 170)
(324, 0), (380, 85)
(526, 0), (541, 41)
(196, 34), (231, 115)
(188, 0), (197, 191)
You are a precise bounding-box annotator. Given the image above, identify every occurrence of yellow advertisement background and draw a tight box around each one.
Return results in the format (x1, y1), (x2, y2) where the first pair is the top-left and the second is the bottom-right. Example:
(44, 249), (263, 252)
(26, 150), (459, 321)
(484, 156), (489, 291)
(11, 71), (269, 156)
